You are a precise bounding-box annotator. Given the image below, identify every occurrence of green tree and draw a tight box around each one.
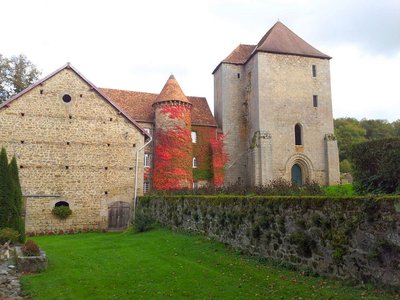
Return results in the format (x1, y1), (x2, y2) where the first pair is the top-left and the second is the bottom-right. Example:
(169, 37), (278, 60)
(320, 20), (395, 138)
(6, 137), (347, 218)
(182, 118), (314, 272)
(0, 148), (13, 227)
(9, 156), (25, 242)
(392, 119), (400, 137)
(0, 54), (41, 103)
(334, 118), (367, 161)
(360, 119), (395, 140)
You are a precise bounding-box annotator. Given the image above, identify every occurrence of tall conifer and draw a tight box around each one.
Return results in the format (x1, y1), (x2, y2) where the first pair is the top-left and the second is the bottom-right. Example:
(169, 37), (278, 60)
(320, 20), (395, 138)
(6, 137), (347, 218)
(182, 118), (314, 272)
(0, 148), (12, 227)
(9, 155), (25, 242)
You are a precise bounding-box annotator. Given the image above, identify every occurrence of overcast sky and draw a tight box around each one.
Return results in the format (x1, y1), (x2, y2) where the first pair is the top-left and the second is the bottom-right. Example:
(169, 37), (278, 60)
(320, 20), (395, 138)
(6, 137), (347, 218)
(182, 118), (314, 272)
(2, 0), (399, 121)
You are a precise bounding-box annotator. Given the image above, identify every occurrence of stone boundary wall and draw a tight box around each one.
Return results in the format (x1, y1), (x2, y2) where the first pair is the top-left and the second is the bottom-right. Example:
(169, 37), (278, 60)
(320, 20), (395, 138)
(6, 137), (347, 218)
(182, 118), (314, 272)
(138, 195), (400, 288)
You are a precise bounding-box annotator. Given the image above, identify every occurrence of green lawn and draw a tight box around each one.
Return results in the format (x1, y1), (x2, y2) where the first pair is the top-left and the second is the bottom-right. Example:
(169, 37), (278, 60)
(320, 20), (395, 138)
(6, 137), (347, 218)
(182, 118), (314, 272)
(21, 228), (397, 300)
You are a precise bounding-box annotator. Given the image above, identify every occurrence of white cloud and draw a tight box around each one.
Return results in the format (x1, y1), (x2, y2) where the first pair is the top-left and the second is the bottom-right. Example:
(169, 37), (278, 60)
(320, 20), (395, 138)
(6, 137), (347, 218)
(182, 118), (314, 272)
(1, 0), (399, 121)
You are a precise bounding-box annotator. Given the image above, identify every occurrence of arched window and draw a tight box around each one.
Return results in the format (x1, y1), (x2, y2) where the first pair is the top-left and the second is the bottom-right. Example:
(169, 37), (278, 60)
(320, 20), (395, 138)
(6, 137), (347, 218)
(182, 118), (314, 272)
(295, 124), (302, 145)
(55, 201), (69, 207)
(291, 164), (302, 185)
(192, 157), (198, 168)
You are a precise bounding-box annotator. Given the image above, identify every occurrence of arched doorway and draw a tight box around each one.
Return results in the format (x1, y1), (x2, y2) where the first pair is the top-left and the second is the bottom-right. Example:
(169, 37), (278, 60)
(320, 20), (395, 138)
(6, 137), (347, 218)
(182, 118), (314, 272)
(108, 201), (130, 230)
(291, 164), (302, 185)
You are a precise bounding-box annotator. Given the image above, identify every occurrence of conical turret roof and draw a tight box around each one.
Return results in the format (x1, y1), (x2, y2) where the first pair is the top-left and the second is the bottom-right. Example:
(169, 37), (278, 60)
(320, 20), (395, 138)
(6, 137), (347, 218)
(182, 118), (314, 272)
(154, 75), (190, 104)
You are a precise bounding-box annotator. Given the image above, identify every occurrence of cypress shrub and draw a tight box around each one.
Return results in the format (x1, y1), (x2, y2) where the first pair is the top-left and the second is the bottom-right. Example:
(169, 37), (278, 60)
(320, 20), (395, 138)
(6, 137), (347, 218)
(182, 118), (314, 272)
(9, 155), (25, 242)
(0, 148), (13, 227)
(349, 138), (400, 194)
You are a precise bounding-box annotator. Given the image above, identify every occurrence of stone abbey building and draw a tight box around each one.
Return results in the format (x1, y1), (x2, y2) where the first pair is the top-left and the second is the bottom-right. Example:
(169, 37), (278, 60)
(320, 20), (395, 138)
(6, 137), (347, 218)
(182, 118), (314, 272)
(0, 21), (339, 233)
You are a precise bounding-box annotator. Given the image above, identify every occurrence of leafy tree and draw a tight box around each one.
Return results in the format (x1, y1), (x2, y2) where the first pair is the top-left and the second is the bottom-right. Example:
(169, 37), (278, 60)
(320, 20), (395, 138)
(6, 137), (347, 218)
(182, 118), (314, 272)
(0, 54), (41, 103)
(349, 138), (400, 194)
(9, 156), (25, 242)
(360, 119), (395, 140)
(334, 118), (367, 161)
(393, 119), (400, 137)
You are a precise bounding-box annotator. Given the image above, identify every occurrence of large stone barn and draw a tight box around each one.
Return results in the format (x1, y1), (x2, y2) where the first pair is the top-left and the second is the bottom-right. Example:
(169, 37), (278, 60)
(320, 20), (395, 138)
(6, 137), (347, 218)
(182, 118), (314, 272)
(0, 64), (151, 233)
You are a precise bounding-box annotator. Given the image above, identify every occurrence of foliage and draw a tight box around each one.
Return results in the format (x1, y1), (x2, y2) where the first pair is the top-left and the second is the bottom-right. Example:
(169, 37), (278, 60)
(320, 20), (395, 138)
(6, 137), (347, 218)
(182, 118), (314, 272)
(52, 206), (72, 220)
(0, 147), (13, 227)
(22, 239), (40, 256)
(152, 178), (324, 196)
(153, 104), (193, 190)
(21, 230), (398, 299)
(0, 148), (25, 242)
(349, 138), (400, 194)
(0, 227), (20, 244)
(9, 155), (25, 242)
(0, 54), (41, 102)
(339, 159), (352, 173)
(322, 184), (354, 197)
(132, 211), (154, 233)
(210, 134), (228, 187)
(334, 118), (400, 172)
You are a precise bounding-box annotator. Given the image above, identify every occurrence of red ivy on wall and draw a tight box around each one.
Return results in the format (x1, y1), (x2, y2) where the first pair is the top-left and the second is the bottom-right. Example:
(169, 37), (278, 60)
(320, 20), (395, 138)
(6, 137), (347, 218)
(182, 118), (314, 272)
(153, 104), (193, 190)
(210, 133), (228, 187)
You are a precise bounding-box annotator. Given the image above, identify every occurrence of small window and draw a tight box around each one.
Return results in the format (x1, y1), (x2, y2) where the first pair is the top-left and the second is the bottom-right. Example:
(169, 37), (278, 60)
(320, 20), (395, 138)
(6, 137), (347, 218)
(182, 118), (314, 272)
(192, 157), (198, 168)
(55, 201), (69, 207)
(313, 95), (318, 107)
(62, 94), (72, 103)
(191, 131), (197, 143)
(144, 153), (151, 167)
(295, 124), (302, 145)
(312, 65), (317, 77)
(143, 181), (150, 193)
(237, 73), (241, 79)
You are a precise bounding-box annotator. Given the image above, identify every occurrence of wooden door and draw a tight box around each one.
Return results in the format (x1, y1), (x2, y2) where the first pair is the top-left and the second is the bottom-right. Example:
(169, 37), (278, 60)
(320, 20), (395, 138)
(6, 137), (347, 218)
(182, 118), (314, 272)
(108, 201), (131, 230)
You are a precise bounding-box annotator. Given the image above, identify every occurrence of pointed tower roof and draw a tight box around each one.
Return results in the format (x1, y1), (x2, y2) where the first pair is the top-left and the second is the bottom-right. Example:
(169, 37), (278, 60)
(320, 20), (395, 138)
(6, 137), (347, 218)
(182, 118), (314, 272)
(255, 21), (331, 59)
(154, 75), (191, 104)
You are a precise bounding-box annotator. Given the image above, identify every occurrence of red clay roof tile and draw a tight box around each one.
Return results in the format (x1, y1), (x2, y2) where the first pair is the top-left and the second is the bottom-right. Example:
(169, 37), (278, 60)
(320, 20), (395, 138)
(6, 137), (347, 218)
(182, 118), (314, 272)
(155, 75), (190, 104)
(99, 88), (217, 127)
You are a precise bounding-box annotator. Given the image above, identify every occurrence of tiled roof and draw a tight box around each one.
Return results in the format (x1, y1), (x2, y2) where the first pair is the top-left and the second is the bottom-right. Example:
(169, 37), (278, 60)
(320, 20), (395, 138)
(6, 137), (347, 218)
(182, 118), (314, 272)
(255, 21), (331, 59)
(100, 88), (217, 127)
(222, 44), (256, 64)
(213, 21), (330, 73)
(155, 75), (190, 104)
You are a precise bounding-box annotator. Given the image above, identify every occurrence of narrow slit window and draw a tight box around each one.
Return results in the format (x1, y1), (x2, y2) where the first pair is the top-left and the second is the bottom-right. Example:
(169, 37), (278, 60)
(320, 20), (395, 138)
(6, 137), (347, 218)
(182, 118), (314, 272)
(313, 95), (318, 107)
(312, 65), (317, 77)
(295, 124), (302, 145)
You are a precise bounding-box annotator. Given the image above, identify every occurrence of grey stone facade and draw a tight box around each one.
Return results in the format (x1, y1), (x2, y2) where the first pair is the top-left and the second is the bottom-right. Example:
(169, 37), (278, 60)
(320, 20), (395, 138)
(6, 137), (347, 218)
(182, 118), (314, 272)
(214, 22), (340, 186)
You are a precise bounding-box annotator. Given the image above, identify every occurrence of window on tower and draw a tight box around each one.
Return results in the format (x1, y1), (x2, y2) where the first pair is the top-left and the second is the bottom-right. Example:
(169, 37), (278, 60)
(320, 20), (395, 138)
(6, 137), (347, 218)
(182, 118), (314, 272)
(312, 65), (317, 77)
(295, 124), (303, 145)
(191, 131), (197, 143)
(192, 157), (198, 168)
(313, 95), (318, 107)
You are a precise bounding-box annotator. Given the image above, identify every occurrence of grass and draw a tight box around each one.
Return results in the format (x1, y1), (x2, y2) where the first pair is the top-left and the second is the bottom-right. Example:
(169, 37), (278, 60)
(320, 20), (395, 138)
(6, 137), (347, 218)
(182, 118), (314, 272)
(323, 184), (355, 197)
(21, 228), (398, 300)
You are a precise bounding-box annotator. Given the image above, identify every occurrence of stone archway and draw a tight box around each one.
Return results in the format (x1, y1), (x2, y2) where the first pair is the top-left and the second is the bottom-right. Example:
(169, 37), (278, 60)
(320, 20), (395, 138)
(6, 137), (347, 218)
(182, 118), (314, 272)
(285, 154), (314, 184)
(108, 201), (130, 230)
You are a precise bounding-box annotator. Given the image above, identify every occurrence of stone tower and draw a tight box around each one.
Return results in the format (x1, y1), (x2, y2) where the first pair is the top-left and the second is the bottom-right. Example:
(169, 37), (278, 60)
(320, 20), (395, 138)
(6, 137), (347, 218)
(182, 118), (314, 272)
(152, 75), (194, 190)
(213, 21), (340, 186)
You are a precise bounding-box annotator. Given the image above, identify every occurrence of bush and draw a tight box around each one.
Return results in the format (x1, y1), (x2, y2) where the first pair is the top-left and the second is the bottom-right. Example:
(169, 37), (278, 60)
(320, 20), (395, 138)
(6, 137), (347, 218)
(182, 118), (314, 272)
(0, 228), (20, 244)
(133, 211), (154, 233)
(22, 239), (40, 256)
(323, 184), (354, 197)
(349, 138), (400, 194)
(52, 206), (72, 219)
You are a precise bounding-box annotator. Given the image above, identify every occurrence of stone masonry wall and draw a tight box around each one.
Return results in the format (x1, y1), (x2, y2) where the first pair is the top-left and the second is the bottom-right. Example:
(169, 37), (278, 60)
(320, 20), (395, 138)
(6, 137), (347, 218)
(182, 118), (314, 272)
(138, 195), (400, 288)
(0, 68), (145, 233)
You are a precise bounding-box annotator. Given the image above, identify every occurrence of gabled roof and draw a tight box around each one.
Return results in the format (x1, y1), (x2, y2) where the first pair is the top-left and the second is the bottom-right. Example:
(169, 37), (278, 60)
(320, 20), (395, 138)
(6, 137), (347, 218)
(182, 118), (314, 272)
(100, 88), (217, 127)
(0, 63), (151, 140)
(213, 21), (330, 74)
(154, 75), (190, 104)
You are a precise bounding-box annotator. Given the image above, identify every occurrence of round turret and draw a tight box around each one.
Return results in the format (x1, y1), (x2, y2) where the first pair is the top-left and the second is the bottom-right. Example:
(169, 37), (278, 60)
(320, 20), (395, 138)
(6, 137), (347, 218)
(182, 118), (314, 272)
(152, 75), (193, 190)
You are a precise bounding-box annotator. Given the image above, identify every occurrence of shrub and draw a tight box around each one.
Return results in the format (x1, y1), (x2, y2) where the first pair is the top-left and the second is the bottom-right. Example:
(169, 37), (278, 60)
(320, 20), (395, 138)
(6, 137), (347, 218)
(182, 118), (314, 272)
(133, 211), (154, 233)
(349, 138), (400, 194)
(52, 206), (72, 219)
(22, 239), (40, 256)
(0, 228), (20, 244)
